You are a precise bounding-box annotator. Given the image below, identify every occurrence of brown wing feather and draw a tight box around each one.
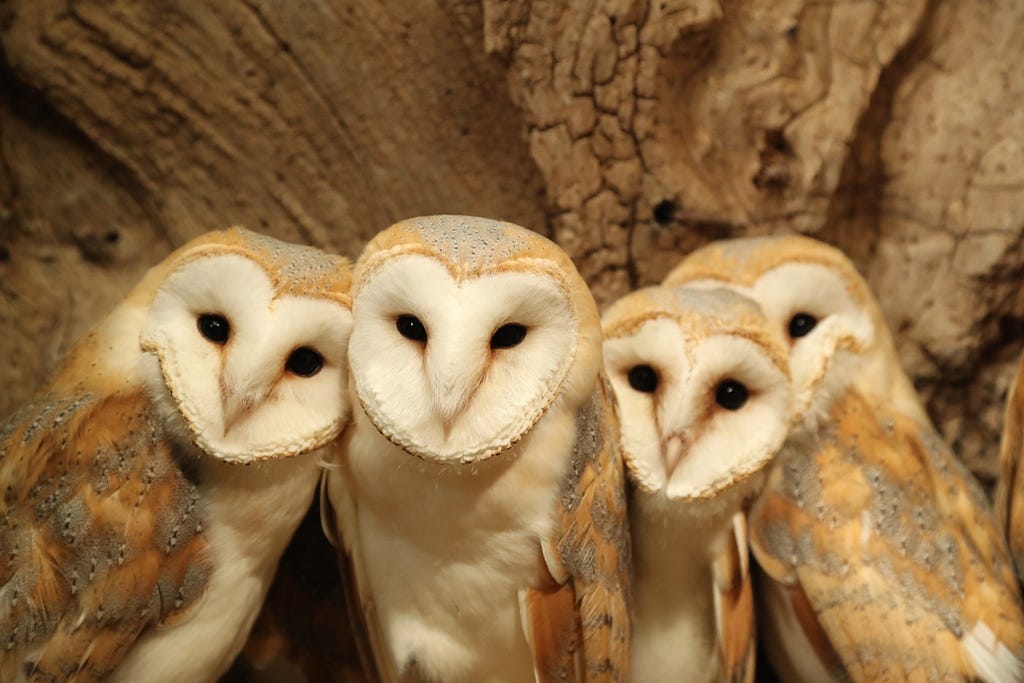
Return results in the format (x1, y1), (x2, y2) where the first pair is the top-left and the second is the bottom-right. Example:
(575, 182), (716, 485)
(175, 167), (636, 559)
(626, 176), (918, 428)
(0, 391), (211, 681)
(521, 580), (583, 683)
(711, 513), (756, 683)
(544, 376), (632, 683)
(996, 352), (1024, 581)
(750, 389), (1024, 682)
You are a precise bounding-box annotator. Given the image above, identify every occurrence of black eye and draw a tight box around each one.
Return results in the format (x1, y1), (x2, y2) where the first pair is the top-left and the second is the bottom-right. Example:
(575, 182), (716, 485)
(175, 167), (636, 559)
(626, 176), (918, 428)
(628, 365), (659, 393)
(197, 314), (230, 344)
(788, 312), (818, 339)
(286, 347), (323, 377)
(491, 323), (527, 350)
(715, 379), (749, 410)
(396, 315), (427, 342)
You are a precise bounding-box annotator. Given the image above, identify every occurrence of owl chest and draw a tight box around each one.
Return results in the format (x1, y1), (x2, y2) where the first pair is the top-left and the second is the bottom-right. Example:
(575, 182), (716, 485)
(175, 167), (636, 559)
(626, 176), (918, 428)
(630, 512), (719, 683)
(346, 415), (574, 682)
(111, 452), (320, 682)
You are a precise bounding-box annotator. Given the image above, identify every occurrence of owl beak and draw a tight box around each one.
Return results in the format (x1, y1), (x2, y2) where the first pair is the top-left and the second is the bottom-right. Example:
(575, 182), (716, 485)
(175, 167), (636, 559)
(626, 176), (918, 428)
(662, 433), (689, 476)
(429, 349), (485, 435)
(221, 387), (266, 437)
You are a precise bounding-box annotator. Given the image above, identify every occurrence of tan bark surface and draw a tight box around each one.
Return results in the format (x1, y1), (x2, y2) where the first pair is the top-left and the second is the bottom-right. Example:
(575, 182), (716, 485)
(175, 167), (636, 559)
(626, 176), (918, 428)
(5, 1), (1023, 481)
(3, 1), (1024, 680)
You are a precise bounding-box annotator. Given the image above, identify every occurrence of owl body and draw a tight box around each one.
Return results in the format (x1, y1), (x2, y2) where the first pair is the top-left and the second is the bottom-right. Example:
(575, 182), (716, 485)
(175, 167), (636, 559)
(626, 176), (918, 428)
(665, 236), (1024, 683)
(602, 286), (791, 683)
(626, 500), (717, 682)
(1, 227), (353, 682)
(337, 400), (574, 682)
(330, 215), (631, 683)
(105, 453), (318, 683)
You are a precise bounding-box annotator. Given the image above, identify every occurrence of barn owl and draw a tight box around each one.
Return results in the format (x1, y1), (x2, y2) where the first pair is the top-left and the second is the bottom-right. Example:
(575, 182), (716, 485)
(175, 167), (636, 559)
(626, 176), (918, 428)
(325, 215), (631, 683)
(0, 227), (353, 682)
(996, 353), (1024, 583)
(601, 285), (791, 683)
(664, 235), (1024, 682)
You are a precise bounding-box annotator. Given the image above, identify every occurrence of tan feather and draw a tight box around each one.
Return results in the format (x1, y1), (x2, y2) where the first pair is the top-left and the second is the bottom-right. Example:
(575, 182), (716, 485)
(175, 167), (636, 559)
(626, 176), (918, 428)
(751, 389), (1024, 681)
(996, 352), (1024, 582)
(544, 377), (632, 683)
(711, 513), (756, 683)
(0, 391), (211, 680)
(520, 581), (583, 683)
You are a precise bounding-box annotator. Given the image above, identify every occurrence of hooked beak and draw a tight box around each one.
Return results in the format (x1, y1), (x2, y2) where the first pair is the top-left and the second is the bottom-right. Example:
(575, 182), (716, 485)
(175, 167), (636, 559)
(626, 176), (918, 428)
(662, 433), (689, 477)
(429, 349), (485, 435)
(221, 383), (268, 437)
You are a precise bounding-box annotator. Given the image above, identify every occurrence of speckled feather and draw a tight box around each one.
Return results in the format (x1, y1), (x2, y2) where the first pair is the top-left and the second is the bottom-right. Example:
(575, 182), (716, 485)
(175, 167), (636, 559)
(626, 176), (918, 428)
(0, 392), (209, 682)
(751, 389), (1024, 681)
(541, 377), (632, 682)
(668, 235), (1024, 682)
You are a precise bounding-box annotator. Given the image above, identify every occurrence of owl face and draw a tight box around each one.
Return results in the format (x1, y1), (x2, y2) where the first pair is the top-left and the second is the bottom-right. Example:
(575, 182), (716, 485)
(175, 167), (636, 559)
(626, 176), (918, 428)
(139, 228), (353, 463)
(348, 215), (601, 464)
(664, 236), (890, 424)
(602, 286), (790, 511)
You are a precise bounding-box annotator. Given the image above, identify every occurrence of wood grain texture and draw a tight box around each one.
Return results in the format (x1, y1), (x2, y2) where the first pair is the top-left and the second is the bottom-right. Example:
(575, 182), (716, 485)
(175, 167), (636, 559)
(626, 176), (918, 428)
(3, 0), (1024, 486)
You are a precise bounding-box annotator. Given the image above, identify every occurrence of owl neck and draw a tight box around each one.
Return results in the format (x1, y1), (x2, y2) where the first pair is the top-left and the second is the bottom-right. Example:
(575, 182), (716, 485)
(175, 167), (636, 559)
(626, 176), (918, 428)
(629, 488), (735, 573)
(629, 489), (726, 678)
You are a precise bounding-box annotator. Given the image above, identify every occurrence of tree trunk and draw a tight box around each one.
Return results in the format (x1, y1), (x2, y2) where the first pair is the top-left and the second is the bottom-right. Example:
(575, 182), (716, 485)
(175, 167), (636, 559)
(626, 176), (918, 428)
(3, 0), (1024, 680)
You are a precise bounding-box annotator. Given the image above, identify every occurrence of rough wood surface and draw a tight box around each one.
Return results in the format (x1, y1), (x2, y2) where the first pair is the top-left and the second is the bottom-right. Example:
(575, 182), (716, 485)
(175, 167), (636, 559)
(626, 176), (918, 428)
(3, 1), (1024, 680)
(6, 1), (1021, 486)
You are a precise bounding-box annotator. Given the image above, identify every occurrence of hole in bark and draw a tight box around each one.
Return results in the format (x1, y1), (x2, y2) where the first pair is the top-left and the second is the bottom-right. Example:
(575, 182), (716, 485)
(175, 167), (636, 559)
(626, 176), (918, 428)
(104, 230), (120, 244)
(0, 245), (8, 263)
(764, 128), (791, 154)
(999, 315), (1024, 341)
(652, 200), (676, 225)
(785, 24), (798, 38)
(610, 15), (617, 26)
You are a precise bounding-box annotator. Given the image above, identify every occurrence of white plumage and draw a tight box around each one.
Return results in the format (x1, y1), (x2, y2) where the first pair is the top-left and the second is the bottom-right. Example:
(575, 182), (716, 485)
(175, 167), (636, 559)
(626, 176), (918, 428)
(328, 215), (632, 683)
(602, 285), (791, 683)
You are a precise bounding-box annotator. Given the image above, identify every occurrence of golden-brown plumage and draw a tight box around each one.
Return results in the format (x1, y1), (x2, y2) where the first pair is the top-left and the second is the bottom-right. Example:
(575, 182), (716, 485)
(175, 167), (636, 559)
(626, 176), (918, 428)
(711, 514), (756, 683)
(667, 235), (1024, 682)
(540, 377), (632, 682)
(1, 390), (209, 682)
(996, 352), (1024, 583)
(752, 389), (1023, 680)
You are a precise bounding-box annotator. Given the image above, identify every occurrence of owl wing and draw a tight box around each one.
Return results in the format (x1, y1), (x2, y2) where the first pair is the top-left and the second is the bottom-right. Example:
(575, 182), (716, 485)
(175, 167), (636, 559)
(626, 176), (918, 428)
(750, 389), (1024, 682)
(995, 352), (1024, 581)
(710, 513), (756, 683)
(0, 391), (211, 682)
(531, 376), (632, 683)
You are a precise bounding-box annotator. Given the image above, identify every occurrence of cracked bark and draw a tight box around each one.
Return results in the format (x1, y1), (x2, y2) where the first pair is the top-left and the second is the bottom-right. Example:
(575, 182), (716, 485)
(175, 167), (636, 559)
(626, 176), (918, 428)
(1, 0), (1021, 482)
(2, 0), (1024, 680)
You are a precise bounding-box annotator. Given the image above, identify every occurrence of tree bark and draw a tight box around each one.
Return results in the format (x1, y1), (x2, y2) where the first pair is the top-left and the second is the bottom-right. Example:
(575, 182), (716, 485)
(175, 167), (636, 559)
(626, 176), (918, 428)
(3, 0), (1024, 680)
(2, 5), (1023, 490)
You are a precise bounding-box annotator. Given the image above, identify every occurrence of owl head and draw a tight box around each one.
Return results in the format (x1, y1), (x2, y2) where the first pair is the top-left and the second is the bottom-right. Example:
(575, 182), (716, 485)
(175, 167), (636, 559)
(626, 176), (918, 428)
(139, 227), (354, 463)
(663, 236), (919, 428)
(602, 285), (791, 520)
(347, 215), (602, 464)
